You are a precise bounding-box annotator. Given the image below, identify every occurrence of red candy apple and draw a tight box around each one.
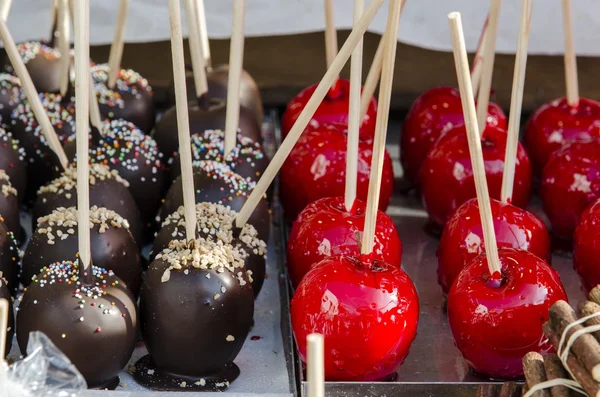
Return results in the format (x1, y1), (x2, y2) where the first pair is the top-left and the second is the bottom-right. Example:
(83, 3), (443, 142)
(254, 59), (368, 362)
(574, 199), (600, 292)
(438, 198), (550, 294)
(400, 86), (507, 186)
(419, 124), (532, 227)
(448, 248), (567, 379)
(291, 255), (419, 381)
(286, 196), (401, 287)
(281, 79), (378, 141)
(524, 97), (600, 175)
(280, 123), (394, 219)
(540, 138), (600, 241)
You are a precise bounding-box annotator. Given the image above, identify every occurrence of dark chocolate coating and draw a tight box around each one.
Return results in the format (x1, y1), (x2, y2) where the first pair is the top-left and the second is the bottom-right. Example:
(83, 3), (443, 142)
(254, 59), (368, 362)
(151, 224), (265, 297)
(140, 258), (254, 378)
(0, 178), (19, 240)
(0, 73), (23, 122)
(0, 129), (27, 203)
(10, 94), (76, 202)
(17, 266), (137, 388)
(0, 220), (19, 296)
(91, 64), (156, 134)
(152, 97), (262, 163)
(22, 218), (142, 295)
(166, 64), (264, 127)
(33, 178), (144, 248)
(168, 130), (269, 184)
(159, 169), (270, 242)
(63, 120), (166, 234)
(0, 279), (14, 357)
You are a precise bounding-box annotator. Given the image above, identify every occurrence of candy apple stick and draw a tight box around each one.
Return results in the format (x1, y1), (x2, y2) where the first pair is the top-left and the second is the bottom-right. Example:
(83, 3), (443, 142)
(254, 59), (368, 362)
(89, 69), (104, 135)
(73, 0), (91, 273)
(235, 0), (385, 229)
(169, 0), (197, 241)
(471, 15), (489, 96)
(0, 298), (7, 360)
(107, 0), (129, 89)
(475, 0), (501, 134)
(195, 0), (211, 69)
(57, 0), (70, 96)
(324, 0), (338, 76)
(184, 0), (208, 99)
(0, 0), (11, 21)
(448, 11), (501, 277)
(306, 334), (324, 397)
(361, 0), (402, 255)
(224, 0), (246, 155)
(359, 0), (406, 123)
(0, 15), (68, 169)
(562, 0), (579, 107)
(501, 0), (533, 203)
(344, 0), (364, 211)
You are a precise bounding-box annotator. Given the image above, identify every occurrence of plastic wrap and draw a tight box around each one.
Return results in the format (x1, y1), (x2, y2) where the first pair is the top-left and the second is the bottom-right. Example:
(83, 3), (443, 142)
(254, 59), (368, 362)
(0, 331), (86, 396)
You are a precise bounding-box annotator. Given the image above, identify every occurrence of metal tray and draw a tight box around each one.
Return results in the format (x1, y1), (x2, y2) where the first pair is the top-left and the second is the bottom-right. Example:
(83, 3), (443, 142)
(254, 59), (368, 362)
(7, 111), (297, 397)
(285, 136), (588, 397)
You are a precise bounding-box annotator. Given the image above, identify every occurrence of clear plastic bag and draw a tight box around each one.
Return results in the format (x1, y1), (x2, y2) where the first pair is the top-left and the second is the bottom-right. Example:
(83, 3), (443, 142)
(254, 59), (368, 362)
(0, 331), (87, 396)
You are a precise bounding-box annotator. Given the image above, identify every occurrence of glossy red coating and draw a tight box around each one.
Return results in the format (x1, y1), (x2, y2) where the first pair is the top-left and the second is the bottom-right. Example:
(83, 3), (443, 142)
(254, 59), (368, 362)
(438, 198), (550, 294)
(524, 97), (600, 175)
(286, 196), (402, 287)
(540, 139), (600, 241)
(291, 255), (419, 381)
(574, 199), (600, 292)
(400, 86), (507, 186)
(419, 124), (532, 227)
(281, 79), (378, 141)
(280, 123), (394, 219)
(447, 248), (567, 379)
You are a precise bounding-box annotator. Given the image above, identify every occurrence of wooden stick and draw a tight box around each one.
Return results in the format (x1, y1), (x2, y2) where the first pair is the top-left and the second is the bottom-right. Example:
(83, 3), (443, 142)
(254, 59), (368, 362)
(224, 0), (245, 155)
(344, 0), (364, 212)
(543, 322), (600, 397)
(107, 0), (129, 90)
(579, 301), (600, 341)
(184, 0), (208, 99)
(324, 0), (338, 74)
(73, 0), (91, 272)
(360, 0), (402, 255)
(543, 354), (571, 397)
(471, 15), (489, 97)
(590, 286), (600, 306)
(475, 0), (501, 134)
(499, 382), (521, 397)
(523, 352), (550, 397)
(0, 0), (11, 21)
(476, 384), (498, 397)
(548, 300), (600, 382)
(562, 0), (579, 107)
(359, 0), (405, 122)
(306, 333), (324, 397)
(500, 0), (532, 204)
(448, 11), (501, 277)
(169, 0), (196, 242)
(0, 13), (68, 169)
(195, 0), (211, 69)
(89, 68), (104, 136)
(360, 34), (383, 123)
(234, 0), (385, 229)
(57, 0), (70, 96)
(0, 298), (7, 359)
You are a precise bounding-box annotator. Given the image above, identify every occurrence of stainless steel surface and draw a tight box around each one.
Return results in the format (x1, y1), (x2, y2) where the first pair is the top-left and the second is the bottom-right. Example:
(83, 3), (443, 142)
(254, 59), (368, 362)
(8, 112), (296, 396)
(290, 130), (587, 396)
